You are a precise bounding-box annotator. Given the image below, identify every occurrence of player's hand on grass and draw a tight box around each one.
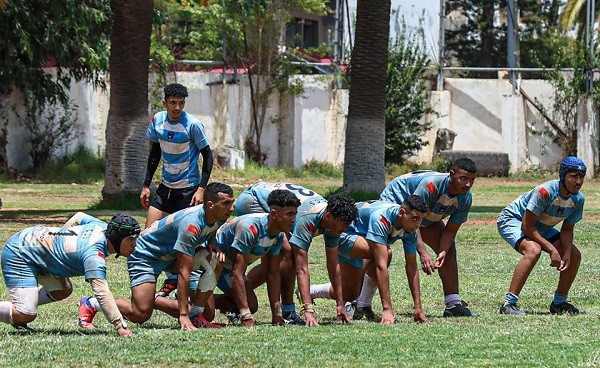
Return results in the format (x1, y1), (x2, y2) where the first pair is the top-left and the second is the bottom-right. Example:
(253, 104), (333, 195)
(413, 308), (428, 323)
(179, 316), (197, 331)
(380, 309), (395, 325)
(272, 315), (285, 326)
(140, 187), (151, 209)
(434, 251), (446, 269)
(241, 317), (256, 327)
(336, 306), (351, 325)
(305, 311), (320, 327)
(117, 326), (133, 337)
(419, 252), (436, 275)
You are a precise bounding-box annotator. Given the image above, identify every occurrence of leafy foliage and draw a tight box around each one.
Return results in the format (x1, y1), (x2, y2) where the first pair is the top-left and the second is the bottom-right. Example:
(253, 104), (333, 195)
(16, 97), (81, 171)
(384, 20), (434, 164)
(150, 0), (330, 165)
(445, 1), (565, 74)
(0, 0), (112, 106)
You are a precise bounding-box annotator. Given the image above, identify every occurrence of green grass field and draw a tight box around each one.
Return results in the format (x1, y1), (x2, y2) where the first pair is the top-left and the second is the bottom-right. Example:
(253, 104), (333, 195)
(1, 173), (600, 367)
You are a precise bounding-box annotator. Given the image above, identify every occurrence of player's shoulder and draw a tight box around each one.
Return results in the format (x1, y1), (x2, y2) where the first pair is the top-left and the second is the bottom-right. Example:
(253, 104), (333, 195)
(151, 111), (168, 124)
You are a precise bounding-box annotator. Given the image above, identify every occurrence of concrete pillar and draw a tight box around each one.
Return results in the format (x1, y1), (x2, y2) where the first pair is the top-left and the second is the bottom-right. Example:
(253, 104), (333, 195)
(577, 96), (598, 177)
(501, 94), (527, 172)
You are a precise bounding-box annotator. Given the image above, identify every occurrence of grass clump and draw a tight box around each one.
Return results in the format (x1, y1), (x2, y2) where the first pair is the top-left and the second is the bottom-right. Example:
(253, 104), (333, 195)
(34, 146), (105, 184)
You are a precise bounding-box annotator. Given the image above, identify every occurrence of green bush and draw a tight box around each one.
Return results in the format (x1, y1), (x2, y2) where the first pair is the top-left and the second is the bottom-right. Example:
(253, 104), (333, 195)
(35, 146), (105, 184)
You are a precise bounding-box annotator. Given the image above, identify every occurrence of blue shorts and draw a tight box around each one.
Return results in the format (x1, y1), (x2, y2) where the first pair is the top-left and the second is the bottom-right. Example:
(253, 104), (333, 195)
(151, 184), (199, 214)
(234, 191), (267, 216)
(1, 232), (39, 288)
(337, 233), (364, 269)
(497, 217), (560, 250)
(216, 268), (250, 293)
(128, 253), (207, 289)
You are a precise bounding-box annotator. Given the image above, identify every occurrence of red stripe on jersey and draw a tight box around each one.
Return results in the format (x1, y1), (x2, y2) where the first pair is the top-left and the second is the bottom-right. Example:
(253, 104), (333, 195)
(539, 187), (549, 198)
(249, 225), (258, 237)
(426, 182), (437, 195)
(97, 251), (105, 260)
(307, 223), (315, 234)
(187, 224), (200, 236)
(379, 216), (391, 228)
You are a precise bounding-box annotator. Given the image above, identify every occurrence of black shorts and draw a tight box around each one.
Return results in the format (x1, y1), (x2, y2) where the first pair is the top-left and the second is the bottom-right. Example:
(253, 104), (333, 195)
(151, 184), (199, 214)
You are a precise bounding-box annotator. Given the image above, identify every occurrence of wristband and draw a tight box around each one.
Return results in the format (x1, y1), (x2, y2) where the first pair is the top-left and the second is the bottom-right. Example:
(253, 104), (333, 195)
(301, 303), (315, 315)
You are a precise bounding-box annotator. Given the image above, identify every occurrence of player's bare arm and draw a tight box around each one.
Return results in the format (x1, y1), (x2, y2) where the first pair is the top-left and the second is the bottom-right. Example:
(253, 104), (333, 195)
(404, 253), (428, 323)
(325, 246), (350, 324)
(176, 252), (196, 330)
(370, 240), (394, 325)
(293, 245), (318, 326)
(231, 251), (254, 327)
(265, 254), (284, 325)
(522, 210), (561, 269)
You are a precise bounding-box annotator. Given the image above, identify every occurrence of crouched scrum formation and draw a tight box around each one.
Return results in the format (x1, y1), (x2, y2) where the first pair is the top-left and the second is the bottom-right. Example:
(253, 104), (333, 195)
(0, 83), (589, 336)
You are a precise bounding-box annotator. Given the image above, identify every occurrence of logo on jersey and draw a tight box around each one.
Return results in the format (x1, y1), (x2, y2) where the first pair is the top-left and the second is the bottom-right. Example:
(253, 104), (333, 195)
(187, 224), (200, 236)
(379, 216), (391, 229)
(557, 207), (565, 215)
(167, 131), (175, 140)
(426, 182), (437, 195)
(97, 252), (105, 260)
(249, 225), (258, 237)
(307, 223), (316, 234)
(539, 187), (550, 198)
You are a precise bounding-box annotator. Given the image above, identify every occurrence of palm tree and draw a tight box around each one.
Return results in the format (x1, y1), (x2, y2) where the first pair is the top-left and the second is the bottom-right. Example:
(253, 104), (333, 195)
(342, 0), (390, 193)
(561, 0), (598, 32)
(102, 0), (153, 199)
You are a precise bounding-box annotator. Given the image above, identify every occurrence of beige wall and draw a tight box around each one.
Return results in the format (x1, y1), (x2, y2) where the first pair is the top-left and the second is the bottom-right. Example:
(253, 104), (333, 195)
(4, 73), (597, 176)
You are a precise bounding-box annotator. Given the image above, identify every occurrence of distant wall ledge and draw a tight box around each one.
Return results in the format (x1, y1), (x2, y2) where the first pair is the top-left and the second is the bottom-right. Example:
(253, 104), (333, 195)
(439, 150), (509, 177)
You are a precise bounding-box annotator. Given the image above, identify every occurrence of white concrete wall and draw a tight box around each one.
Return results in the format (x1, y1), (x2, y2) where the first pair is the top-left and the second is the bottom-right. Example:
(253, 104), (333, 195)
(414, 78), (567, 171)
(3, 73), (597, 175)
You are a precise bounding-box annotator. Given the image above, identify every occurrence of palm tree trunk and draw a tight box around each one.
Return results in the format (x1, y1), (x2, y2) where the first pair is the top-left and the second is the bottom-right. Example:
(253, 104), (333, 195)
(343, 0), (390, 194)
(102, 0), (153, 199)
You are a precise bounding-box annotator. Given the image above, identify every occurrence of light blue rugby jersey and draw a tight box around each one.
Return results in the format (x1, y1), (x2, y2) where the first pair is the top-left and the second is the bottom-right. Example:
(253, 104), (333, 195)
(289, 202), (339, 251)
(239, 181), (327, 214)
(380, 171), (472, 227)
(147, 111), (209, 189)
(498, 179), (584, 233)
(8, 222), (110, 280)
(132, 205), (223, 263)
(216, 213), (285, 270)
(347, 201), (418, 254)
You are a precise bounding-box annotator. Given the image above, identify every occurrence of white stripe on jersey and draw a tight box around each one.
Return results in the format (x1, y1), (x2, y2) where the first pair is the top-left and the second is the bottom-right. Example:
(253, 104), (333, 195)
(161, 140), (190, 155)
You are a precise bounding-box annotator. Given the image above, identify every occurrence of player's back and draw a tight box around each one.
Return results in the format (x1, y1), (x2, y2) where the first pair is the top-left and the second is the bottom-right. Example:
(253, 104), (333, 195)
(16, 222), (108, 277)
(247, 182), (326, 214)
(380, 170), (443, 203)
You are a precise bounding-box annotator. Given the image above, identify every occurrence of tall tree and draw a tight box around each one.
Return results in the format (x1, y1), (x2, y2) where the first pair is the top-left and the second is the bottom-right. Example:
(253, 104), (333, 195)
(342, 0), (390, 193)
(445, 0), (566, 73)
(0, 0), (111, 173)
(102, 0), (153, 199)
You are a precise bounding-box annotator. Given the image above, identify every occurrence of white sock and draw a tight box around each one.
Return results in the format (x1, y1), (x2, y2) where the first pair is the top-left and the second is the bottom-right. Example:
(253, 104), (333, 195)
(444, 294), (461, 308)
(0, 301), (13, 324)
(356, 274), (377, 309)
(37, 287), (56, 306)
(189, 304), (204, 318)
(88, 297), (102, 311)
(310, 283), (333, 299)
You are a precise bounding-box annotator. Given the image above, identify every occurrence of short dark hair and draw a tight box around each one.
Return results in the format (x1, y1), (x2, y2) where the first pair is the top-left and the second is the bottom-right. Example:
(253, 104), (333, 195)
(204, 182), (234, 203)
(267, 189), (301, 208)
(403, 194), (428, 213)
(164, 83), (188, 99)
(451, 157), (477, 174)
(326, 194), (358, 224)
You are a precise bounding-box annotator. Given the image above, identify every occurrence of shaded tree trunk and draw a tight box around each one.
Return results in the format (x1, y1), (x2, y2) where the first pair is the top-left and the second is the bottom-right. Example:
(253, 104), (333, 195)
(342, 0), (390, 193)
(102, 0), (153, 199)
